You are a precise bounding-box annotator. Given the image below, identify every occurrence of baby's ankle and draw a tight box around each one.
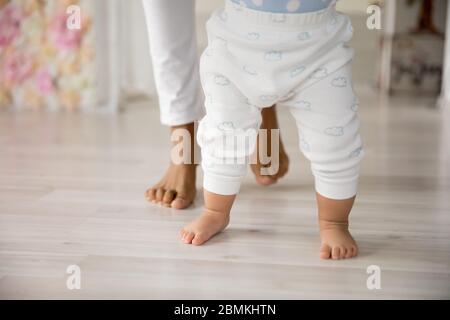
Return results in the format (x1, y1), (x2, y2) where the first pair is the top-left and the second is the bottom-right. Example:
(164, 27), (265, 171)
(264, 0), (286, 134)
(202, 207), (231, 227)
(204, 206), (230, 215)
(203, 190), (236, 219)
(319, 218), (349, 231)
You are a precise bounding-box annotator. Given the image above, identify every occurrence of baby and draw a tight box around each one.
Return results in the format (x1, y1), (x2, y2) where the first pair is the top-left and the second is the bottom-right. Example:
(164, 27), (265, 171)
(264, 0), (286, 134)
(180, 0), (364, 260)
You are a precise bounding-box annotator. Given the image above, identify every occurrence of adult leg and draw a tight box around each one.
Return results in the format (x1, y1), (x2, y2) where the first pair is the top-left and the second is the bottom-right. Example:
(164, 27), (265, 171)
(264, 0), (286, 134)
(142, 0), (202, 208)
(142, 0), (290, 209)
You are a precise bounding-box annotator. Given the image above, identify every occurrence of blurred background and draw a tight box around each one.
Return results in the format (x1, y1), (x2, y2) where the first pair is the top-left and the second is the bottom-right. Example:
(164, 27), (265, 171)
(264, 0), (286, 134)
(0, 0), (448, 112)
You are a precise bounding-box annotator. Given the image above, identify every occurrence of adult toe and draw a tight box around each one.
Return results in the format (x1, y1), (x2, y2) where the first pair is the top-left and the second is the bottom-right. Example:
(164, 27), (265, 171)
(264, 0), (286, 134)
(155, 188), (165, 203)
(162, 190), (176, 207)
(146, 188), (157, 203)
(171, 196), (191, 209)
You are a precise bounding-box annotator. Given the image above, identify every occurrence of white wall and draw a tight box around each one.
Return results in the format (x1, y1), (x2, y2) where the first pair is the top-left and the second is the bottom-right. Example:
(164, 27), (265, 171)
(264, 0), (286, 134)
(196, 0), (372, 15)
(337, 0), (372, 14)
(441, 3), (450, 108)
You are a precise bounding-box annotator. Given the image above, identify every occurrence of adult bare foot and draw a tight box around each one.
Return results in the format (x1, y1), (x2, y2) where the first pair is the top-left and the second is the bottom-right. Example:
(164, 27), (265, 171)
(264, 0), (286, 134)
(146, 107), (289, 208)
(145, 123), (197, 209)
(251, 105), (289, 186)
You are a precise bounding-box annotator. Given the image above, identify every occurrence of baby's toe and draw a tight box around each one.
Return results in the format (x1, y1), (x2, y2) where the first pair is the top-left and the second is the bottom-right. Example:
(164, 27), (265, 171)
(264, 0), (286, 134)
(345, 247), (354, 259)
(179, 229), (187, 241)
(331, 246), (341, 260)
(260, 176), (277, 185)
(192, 233), (208, 246)
(182, 230), (195, 244)
(351, 245), (358, 257)
(319, 243), (332, 259)
(255, 173), (276, 186)
(340, 246), (347, 259)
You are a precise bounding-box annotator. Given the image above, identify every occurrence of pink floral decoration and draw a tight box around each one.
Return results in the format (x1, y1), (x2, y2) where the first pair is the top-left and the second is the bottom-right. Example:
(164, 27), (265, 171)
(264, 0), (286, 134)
(3, 52), (33, 86)
(0, 2), (23, 49)
(49, 12), (82, 51)
(0, 1), (94, 110)
(36, 69), (54, 94)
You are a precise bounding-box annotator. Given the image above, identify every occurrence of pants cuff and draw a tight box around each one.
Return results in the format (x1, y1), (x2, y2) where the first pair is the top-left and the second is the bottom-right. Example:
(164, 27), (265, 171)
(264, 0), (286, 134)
(160, 108), (205, 126)
(203, 172), (242, 195)
(315, 178), (358, 200)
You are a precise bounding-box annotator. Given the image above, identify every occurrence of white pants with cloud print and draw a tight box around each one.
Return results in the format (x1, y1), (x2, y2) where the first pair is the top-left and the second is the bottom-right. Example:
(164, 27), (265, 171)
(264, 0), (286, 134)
(197, 0), (364, 200)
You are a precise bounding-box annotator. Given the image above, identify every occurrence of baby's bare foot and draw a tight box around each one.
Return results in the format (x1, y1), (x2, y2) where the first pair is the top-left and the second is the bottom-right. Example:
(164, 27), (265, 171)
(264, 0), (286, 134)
(180, 209), (230, 245)
(145, 163), (196, 209)
(319, 219), (358, 260)
(251, 146), (289, 186)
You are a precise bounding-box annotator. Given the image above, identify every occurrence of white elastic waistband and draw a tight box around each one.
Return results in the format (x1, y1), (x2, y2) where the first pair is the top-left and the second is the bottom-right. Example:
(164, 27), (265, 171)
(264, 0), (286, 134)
(224, 0), (337, 29)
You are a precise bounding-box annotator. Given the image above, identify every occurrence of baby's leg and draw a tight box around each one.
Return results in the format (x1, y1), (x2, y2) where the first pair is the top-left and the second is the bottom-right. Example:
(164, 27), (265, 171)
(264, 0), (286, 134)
(288, 63), (364, 259)
(180, 69), (262, 245)
(180, 109), (260, 245)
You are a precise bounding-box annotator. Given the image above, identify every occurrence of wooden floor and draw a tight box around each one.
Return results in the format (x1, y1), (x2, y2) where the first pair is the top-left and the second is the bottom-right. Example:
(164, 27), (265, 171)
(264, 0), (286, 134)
(0, 88), (449, 299)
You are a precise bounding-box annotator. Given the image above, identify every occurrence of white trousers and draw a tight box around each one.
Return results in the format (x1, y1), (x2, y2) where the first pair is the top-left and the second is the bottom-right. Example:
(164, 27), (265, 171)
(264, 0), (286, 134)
(198, 1), (364, 199)
(142, 0), (204, 126)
